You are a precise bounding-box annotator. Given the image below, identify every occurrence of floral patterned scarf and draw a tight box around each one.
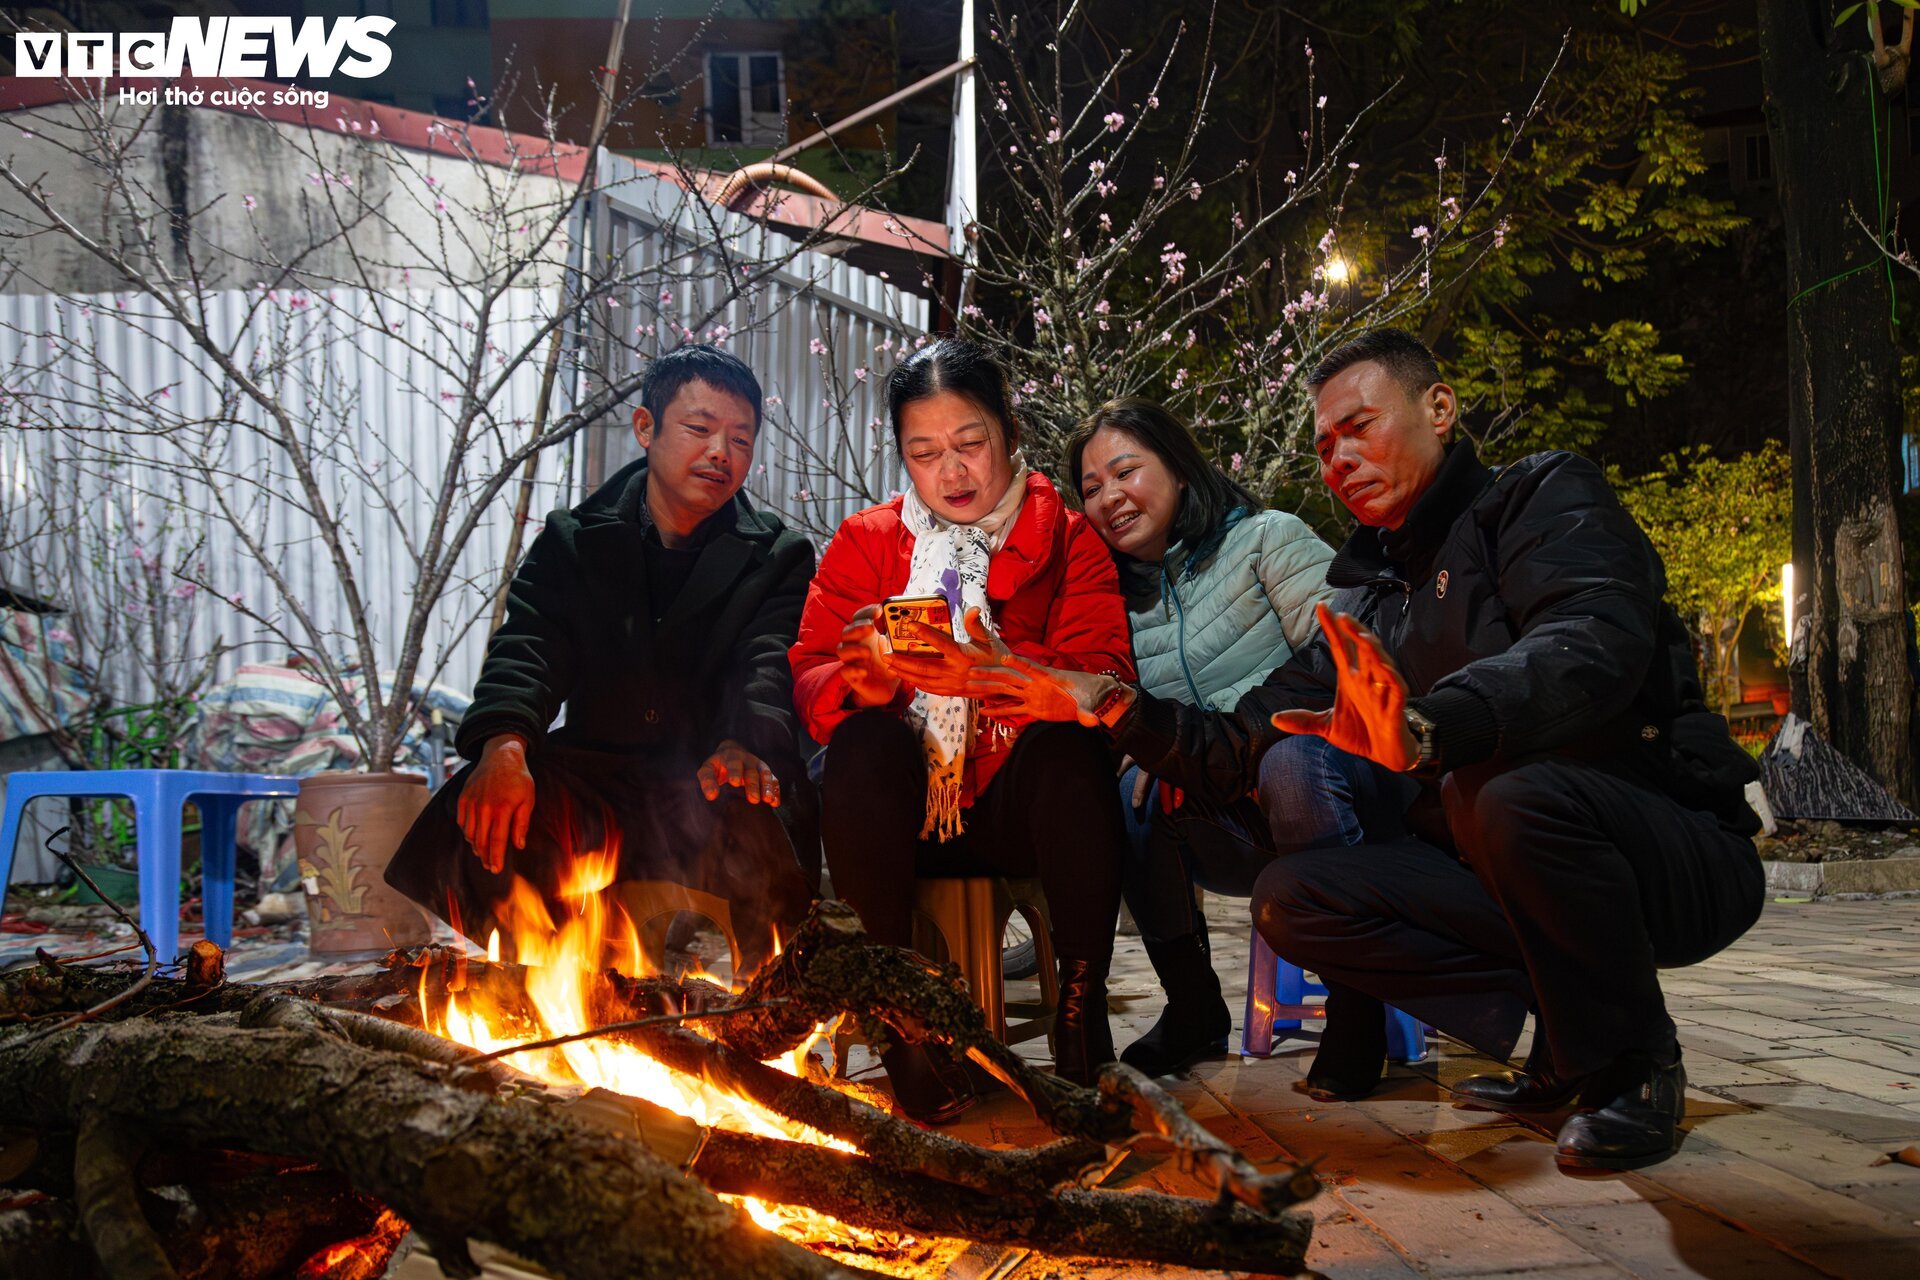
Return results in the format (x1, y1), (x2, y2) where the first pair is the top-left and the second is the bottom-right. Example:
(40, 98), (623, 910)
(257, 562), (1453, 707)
(898, 457), (1030, 840)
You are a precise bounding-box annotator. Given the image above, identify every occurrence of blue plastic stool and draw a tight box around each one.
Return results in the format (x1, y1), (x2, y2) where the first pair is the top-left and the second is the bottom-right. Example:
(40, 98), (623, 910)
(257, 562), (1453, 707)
(0, 770), (300, 961)
(1242, 926), (1428, 1063)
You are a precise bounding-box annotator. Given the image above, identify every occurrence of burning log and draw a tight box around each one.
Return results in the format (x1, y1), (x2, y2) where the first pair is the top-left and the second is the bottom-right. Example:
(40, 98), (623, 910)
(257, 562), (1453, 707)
(0, 899), (1320, 1277)
(1, 1166), (403, 1279)
(601, 901), (1310, 1216)
(591, 1020), (1105, 1199)
(0, 1017), (886, 1280)
(688, 1128), (1315, 1272)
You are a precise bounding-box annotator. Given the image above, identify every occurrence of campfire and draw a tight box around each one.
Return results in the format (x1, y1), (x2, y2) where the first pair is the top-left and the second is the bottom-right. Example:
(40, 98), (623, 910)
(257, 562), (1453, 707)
(0, 845), (1322, 1280)
(424, 844), (945, 1271)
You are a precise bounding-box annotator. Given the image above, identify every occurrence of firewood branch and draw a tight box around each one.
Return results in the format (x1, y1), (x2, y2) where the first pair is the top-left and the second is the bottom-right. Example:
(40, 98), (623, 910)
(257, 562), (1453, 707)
(640, 901), (1319, 1208)
(1099, 1065), (1320, 1215)
(2, 1019), (886, 1280)
(689, 1127), (1315, 1273)
(606, 1020), (1106, 1198)
(73, 1113), (177, 1280)
(640, 902), (1121, 1138)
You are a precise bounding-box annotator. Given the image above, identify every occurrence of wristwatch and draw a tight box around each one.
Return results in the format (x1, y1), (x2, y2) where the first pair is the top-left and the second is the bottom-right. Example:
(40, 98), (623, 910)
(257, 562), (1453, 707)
(1404, 705), (1438, 772)
(1091, 679), (1138, 729)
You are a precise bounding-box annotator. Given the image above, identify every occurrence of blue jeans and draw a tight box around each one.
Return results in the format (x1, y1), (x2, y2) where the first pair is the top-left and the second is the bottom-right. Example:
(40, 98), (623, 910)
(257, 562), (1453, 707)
(1120, 736), (1419, 943)
(1256, 733), (1420, 855)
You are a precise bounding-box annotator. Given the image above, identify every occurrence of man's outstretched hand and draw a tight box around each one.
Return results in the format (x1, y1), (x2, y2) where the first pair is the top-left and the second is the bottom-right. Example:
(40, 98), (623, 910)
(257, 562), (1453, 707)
(892, 606), (1107, 726)
(459, 733), (535, 873)
(699, 739), (781, 806)
(1270, 603), (1420, 773)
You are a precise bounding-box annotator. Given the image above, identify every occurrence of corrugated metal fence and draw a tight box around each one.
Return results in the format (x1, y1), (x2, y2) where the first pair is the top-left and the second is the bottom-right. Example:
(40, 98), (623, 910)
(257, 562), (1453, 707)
(0, 285), (564, 711)
(0, 163), (928, 722)
(588, 155), (923, 539)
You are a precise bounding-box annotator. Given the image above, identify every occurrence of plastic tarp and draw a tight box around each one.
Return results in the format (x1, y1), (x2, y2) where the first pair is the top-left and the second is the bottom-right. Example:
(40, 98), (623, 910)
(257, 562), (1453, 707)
(0, 610), (94, 745)
(186, 663), (469, 888)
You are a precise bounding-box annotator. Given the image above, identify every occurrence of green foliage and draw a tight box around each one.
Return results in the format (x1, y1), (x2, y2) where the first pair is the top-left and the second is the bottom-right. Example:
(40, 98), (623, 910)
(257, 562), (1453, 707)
(1359, 17), (1746, 460)
(958, 0), (1757, 540)
(1582, 320), (1689, 404)
(1614, 443), (1792, 713)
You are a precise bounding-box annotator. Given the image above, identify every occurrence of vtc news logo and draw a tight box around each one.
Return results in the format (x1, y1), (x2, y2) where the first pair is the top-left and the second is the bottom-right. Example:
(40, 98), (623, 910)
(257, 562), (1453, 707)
(13, 17), (395, 80)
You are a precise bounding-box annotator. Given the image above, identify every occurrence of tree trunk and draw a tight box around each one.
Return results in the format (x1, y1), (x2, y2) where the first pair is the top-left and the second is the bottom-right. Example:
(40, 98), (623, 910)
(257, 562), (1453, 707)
(1759, 0), (1916, 803)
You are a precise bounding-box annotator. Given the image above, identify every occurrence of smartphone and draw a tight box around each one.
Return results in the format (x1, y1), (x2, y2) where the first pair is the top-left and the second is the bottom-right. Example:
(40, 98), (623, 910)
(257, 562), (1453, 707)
(880, 594), (955, 655)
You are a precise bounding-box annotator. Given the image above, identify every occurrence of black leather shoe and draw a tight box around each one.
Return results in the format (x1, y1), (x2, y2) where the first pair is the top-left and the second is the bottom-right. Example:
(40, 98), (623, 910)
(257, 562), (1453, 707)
(1555, 1054), (1687, 1171)
(1295, 982), (1387, 1102)
(880, 1042), (976, 1125)
(1452, 1066), (1588, 1113)
(1453, 1041), (1586, 1113)
(1053, 957), (1116, 1087)
(1120, 934), (1231, 1077)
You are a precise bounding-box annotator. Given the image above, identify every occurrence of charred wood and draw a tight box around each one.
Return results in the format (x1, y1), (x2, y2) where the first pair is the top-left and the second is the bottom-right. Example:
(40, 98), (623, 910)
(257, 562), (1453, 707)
(691, 1128), (1313, 1274)
(0, 1170), (399, 1280)
(0, 1018), (883, 1280)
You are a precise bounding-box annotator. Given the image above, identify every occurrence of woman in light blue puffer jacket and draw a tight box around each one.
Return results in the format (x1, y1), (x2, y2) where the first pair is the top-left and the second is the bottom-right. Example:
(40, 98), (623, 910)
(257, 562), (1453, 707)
(1066, 398), (1335, 1075)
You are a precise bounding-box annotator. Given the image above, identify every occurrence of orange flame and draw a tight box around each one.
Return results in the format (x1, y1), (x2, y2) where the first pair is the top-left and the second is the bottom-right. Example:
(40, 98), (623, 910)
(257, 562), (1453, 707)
(424, 844), (929, 1264)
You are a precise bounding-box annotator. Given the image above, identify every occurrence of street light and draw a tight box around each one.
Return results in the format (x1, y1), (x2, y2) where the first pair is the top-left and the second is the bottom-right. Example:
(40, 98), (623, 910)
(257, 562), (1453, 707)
(1781, 562), (1794, 649)
(1324, 256), (1351, 285)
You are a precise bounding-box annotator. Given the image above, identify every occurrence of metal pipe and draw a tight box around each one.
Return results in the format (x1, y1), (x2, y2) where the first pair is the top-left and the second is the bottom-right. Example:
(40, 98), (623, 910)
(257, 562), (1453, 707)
(768, 55), (976, 166)
(715, 161), (840, 210)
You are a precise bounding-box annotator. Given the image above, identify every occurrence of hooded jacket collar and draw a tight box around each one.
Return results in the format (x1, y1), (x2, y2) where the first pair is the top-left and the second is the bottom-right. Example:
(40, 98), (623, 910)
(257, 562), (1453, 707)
(575, 455), (781, 546)
(1327, 441), (1493, 587)
(568, 456), (785, 633)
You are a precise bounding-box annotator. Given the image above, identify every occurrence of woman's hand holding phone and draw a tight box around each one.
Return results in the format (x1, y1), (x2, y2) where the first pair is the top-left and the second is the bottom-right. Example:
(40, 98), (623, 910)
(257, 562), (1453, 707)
(837, 604), (902, 706)
(883, 604), (997, 697)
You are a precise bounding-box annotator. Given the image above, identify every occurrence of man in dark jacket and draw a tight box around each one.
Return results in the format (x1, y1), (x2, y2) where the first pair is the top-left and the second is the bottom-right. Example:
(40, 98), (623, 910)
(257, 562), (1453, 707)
(386, 344), (816, 976)
(974, 329), (1764, 1172)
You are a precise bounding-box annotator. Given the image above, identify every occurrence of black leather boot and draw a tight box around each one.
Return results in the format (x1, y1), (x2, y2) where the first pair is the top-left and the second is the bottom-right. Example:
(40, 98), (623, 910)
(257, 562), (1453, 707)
(1053, 957), (1116, 1086)
(1294, 982), (1387, 1102)
(1120, 932), (1231, 1076)
(879, 1041), (976, 1125)
(1554, 1052), (1687, 1171)
(1452, 1035), (1587, 1113)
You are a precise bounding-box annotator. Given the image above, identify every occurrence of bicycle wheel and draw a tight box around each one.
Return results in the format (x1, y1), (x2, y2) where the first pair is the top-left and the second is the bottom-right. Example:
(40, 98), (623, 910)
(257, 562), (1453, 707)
(1001, 910), (1039, 981)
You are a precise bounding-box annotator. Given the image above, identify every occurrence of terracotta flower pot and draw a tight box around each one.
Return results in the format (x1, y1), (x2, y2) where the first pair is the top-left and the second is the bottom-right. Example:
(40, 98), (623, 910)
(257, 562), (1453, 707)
(294, 771), (433, 955)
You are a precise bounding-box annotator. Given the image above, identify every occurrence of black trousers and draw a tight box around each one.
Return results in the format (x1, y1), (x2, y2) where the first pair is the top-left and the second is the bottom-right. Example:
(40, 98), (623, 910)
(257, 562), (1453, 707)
(1251, 757), (1766, 1075)
(386, 741), (815, 975)
(820, 710), (1125, 964)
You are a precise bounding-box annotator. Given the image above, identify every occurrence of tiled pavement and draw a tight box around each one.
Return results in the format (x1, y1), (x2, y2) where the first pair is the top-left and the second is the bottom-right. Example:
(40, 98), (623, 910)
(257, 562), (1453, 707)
(9, 896), (1920, 1277)
(942, 896), (1920, 1279)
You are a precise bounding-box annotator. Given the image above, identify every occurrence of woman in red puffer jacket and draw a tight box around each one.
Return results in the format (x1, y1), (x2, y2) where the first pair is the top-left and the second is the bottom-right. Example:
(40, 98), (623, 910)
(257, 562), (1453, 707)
(790, 338), (1133, 1118)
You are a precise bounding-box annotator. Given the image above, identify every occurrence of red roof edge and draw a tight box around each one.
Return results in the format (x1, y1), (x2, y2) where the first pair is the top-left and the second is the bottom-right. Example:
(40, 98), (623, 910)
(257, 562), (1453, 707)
(0, 76), (953, 259)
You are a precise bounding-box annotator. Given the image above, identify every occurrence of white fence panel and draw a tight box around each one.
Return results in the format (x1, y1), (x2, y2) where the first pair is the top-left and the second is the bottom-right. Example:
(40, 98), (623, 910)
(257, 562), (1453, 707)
(0, 170), (936, 748)
(0, 285), (565, 712)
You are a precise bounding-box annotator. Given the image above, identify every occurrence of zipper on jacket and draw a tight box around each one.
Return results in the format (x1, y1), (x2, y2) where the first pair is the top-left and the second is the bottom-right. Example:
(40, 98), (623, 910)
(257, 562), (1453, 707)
(1356, 574), (1412, 617)
(1162, 561), (1208, 706)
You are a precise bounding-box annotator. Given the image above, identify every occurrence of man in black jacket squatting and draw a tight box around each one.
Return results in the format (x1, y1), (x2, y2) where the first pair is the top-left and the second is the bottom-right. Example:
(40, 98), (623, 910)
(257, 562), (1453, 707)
(987, 328), (1766, 1172)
